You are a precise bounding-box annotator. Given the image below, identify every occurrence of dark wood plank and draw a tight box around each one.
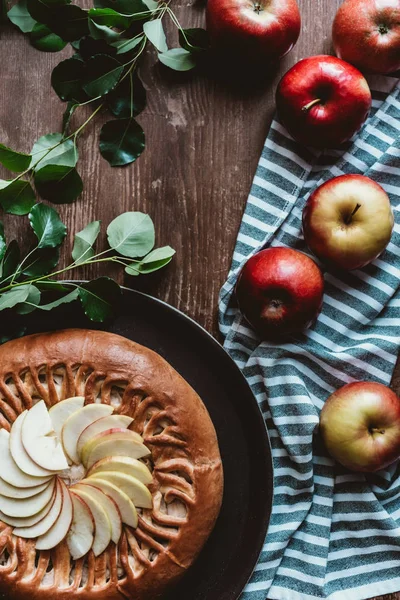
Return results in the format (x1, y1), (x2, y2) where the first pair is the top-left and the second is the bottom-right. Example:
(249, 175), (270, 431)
(0, 2), (398, 599)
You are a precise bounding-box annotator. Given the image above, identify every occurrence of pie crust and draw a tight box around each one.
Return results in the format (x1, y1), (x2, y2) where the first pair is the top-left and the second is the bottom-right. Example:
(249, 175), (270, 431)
(0, 329), (224, 599)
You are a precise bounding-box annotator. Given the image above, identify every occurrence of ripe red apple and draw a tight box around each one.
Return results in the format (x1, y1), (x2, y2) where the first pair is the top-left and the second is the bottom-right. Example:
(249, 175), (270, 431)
(275, 55), (372, 148)
(235, 247), (324, 338)
(302, 174), (394, 271)
(206, 0), (301, 63)
(320, 382), (400, 472)
(333, 0), (400, 75)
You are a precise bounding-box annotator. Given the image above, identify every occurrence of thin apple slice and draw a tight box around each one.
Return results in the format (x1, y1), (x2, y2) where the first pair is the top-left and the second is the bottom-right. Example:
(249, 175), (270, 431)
(13, 479), (63, 538)
(0, 477), (49, 500)
(67, 493), (95, 560)
(81, 428), (143, 466)
(0, 429), (52, 488)
(77, 415), (133, 457)
(0, 492), (56, 527)
(22, 401), (68, 471)
(0, 478), (55, 517)
(10, 411), (54, 477)
(91, 472), (152, 509)
(36, 480), (73, 551)
(73, 483), (121, 544)
(85, 434), (150, 470)
(49, 397), (85, 439)
(84, 477), (137, 528)
(71, 487), (111, 556)
(87, 456), (152, 485)
(62, 404), (114, 465)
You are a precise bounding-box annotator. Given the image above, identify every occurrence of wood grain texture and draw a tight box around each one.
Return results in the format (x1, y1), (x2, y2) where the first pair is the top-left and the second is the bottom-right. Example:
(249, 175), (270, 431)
(0, 1), (398, 599)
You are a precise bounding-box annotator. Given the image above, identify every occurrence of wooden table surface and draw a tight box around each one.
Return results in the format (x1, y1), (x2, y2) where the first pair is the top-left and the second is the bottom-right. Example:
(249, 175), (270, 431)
(1, 0), (399, 599)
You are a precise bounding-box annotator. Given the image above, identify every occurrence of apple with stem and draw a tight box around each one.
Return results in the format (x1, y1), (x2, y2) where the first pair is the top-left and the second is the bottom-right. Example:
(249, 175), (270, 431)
(333, 0), (400, 75)
(302, 174), (394, 270)
(206, 0), (301, 63)
(320, 381), (400, 472)
(275, 55), (372, 148)
(235, 247), (324, 338)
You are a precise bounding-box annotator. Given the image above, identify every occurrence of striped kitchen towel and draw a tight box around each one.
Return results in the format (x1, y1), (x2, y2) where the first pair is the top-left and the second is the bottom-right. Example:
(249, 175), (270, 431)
(219, 75), (400, 600)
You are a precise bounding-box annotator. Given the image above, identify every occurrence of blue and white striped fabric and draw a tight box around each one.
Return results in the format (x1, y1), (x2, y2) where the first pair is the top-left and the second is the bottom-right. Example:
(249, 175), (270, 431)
(219, 75), (400, 600)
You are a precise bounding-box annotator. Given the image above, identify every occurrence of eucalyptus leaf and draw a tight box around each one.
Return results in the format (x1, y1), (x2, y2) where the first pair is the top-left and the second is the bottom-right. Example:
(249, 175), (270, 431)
(158, 48), (196, 71)
(51, 57), (87, 102)
(36, 280), (69, 291)
(29, 203), (67, 249)
(125, 245), (175, 275)
(88, 19), (120, 42)
(178, 28), (209, 53)
(72, 220), (101, 264)
(142, 0), (158, 9)
(0, 144), (32, 173)
(8, 0), (37, 33)
(16, 285), (41, 314)
(0, 223), (5, 262)
(31, 133), (78, 169)
(0, 285), (31, 311)
(143, 18), (167, 53)
(99, 118), (145, 167)
(0, 241), (20, 280)
(107, 73), (146, 118)
(26, 0), (69, 27)
(83, 54), (123, 98)
(50, 4), (89, 41)
(88, 7), (131, 28)
(30, 23), (67, 51)
(78, 35), (116, 59)
(34, 165), (83, 204)
(36, 287), (79, 310)
(0, 180), (36, 215)
(78, 276), (121, 322)
(93, 0), (148, 18)
(22, 246), (60, 277)
(111, 34), (143, 54)
(107, 211), (154, 257)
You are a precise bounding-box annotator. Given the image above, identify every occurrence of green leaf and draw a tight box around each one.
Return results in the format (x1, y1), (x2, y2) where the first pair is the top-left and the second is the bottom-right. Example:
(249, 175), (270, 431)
(129, 245), (175, 275)
(0, 326), (27, 344)
(0, 180), (36, 215)
(62, 102), (78, 134)
(83, 54), (123, 98)
(158, 48), (196, 71)
(51, 57), (87, 102)
(0, 241), (20, 280)
(88, 19), (120, 41)
(0, 144), (32, 173)
(78, 276), (120, 322)
(35, 280), (69, 292)
(8, 0), (37, 33)
(0, 285), (31, 311)
(16, 285), (41, 314)
(50, 4), (89, 42)
(31, 133), (78, 169)
(107, 73), (146, 118)
(93, 0), (148, 17)
(78, 35), (116, 59)
(36, 287), (79, 310)
(143, 18), (167, 53)
(142, 0), (158, 9)
(26, 0), (69, 27)
(107, 211), (154, 257)
(22, 246), (60, 277)
(0, 223), (6, 262)
(34, 165), (83, 204)
(99, 118), (145, 167)
(178, 28), (209, 53)
(72, 220), (101, 264)
(29, 203), (67, 249)
(111, 34), (143, 54)
(30, 22), (67, 51)
(88, 7), (131, 28)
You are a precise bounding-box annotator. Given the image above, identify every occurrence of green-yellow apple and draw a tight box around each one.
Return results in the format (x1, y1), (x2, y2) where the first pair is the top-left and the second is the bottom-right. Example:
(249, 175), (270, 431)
(235, 247), (324, 338)
(320, 381), (400, 472)
(302, 174), (394, 270)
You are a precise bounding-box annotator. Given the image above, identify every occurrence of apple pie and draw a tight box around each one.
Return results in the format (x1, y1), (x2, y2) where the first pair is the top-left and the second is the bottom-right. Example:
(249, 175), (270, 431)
(0, 329), (223, 599)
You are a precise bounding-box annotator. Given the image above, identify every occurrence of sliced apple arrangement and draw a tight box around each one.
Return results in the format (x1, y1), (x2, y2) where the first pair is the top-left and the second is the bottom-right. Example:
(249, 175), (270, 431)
(0, 397), (153, 559)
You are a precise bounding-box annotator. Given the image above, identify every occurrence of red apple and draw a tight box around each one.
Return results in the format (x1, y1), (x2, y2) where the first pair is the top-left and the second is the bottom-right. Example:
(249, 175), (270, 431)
(333, 0), (400, 75)
(320, 381), (400, 472)
(303, 174), (394, 271)
(235, 247), (324, 338)
(275, 55), (372, 148)
(206, 0), (301, 63)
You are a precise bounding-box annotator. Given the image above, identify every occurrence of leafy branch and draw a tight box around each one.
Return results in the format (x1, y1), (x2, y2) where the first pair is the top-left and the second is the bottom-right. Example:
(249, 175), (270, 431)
(1, 0), (209, 213)
(0, 203), (175, 332)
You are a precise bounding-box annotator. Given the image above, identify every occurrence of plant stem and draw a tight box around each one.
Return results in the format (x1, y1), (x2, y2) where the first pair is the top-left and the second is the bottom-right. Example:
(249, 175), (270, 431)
(302, 98), (321, 112)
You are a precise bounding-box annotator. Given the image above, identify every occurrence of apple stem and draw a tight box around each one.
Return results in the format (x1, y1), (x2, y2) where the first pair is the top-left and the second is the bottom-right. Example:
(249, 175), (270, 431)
(345, 203), (361, 224)
(253, 2), (262, 13)
(302, 98), (321, 112)
(370, 427), (385, 435)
